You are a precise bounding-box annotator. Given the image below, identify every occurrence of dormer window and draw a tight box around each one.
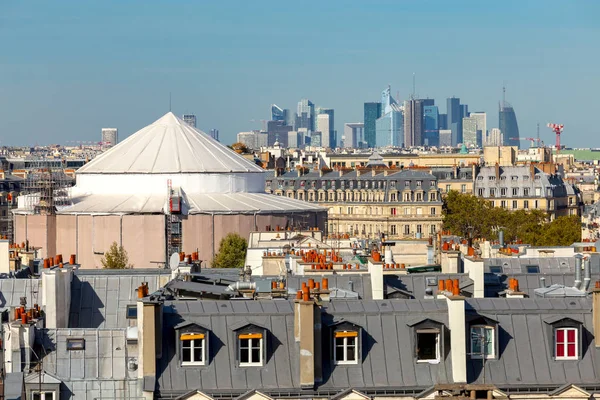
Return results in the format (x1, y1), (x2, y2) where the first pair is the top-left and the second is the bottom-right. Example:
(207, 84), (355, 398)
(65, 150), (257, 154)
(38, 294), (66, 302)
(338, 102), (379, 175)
(470, 326), (495, 359)
(334, 331), (358, 364)
(180, 332), (206, 366)
(555, 328), (577, 360)
(408, 318), (445, 364)
(544, 316), (582, 361)
(239, 333), (263, 366)
(329, 321), (362, 366)
(175, 322), (210, 367)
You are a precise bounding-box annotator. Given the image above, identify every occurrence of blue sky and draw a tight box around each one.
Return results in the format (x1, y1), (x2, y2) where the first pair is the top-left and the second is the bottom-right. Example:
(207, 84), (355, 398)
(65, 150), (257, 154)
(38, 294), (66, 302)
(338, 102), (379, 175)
(1, 0), (599, 147)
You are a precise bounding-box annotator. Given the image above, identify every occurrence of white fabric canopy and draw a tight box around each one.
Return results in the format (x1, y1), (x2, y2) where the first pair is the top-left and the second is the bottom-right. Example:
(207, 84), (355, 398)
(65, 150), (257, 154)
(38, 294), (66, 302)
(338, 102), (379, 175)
(77, 112), (263, 174)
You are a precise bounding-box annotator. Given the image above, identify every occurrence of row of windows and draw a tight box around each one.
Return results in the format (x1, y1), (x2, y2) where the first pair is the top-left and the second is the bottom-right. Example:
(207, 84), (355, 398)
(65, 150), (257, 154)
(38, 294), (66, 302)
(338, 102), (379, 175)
(278, 190), (440, 203)
(177, 324), (582, 368)
(479, 175), (540, 181)
(489, 199), (540, 210)
(477, 187), (547, 198)
(331, 223), (437, 236)
(269, 179), (437, 191)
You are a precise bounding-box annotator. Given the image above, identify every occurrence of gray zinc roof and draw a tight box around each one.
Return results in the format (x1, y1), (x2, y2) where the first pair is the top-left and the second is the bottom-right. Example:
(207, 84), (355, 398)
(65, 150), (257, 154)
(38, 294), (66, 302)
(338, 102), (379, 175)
(0, 278), (41, 311)
(38, 328), (138, 400)
(69, 269), (170, 329)
(465, 298), (598, 387)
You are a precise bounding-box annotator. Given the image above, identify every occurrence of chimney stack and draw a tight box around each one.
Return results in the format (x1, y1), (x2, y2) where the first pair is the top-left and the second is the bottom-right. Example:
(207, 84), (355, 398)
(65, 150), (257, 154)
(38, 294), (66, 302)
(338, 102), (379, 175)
(574, 254), (583, 290)
(594, 282), (600, 347)
(446, 293), (466, 383)
(41, 266), (73, 328)
(368, 256), (384, 300)
(138, 299), (163, 399)
(294, 294), (321, 387)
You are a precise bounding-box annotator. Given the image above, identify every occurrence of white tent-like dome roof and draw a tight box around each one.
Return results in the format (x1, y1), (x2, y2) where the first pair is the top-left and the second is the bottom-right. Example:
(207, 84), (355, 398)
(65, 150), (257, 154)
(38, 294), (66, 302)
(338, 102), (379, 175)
(78, 112), (263, 174)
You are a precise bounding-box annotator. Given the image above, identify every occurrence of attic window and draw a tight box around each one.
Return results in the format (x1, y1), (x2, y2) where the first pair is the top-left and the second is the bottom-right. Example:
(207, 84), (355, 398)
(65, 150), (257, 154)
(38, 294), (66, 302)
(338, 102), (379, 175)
(526, 265), (540, 273)
(555, 327), (578, 360)
(126, 305), (137, 319)
(238, 332), (263, 367)
(32, 392), (55, 400)
(66, 338), (85, 351)
(416, 329), (439, 363)
(333, 331), (358, 365)
(470, 326), (495, 359)
(180, 333), (206, 366)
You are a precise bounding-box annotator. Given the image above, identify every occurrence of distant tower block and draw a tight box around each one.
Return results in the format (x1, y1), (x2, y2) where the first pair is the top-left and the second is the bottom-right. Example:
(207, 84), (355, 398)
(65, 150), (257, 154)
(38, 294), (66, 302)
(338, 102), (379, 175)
(183, 114), (197, 128)
(101, 128), (118, 148)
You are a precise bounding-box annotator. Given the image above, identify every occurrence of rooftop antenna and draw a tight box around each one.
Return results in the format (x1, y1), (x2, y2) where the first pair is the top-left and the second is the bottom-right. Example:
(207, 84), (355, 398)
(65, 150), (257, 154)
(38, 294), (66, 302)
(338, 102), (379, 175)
(412, 72), (416, 100)
(169, 92), (172, 112)
(502, 85), (506, 105)
(537, 122), (540, 141)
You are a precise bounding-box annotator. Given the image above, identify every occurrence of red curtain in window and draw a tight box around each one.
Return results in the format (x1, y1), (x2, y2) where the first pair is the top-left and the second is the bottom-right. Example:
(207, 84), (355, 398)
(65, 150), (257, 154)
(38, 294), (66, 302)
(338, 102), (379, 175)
(556, 328), (576, 358)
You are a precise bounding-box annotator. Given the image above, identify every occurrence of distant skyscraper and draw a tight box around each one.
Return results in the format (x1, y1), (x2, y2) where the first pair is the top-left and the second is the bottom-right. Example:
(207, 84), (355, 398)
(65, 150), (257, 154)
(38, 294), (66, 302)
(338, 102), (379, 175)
(271, 104), (289, 125)
(460, 104), (469, 119)
(311, 132), (322, 147)
(267, 120), (292, 147)
(422, 99), (435, 107)
(462, 117), (479, 147)
(499, 93), (520, 148)
(438, 113), (448, 130)
(403, 99), (424, 147)
(447, 97), (461, 146)
(209, 129), (219, 141)
(101, 128), (118, 148)
(469, 112), (487, 146)
(317, 114), (332, 148)
(295, 99), (315, 132)
(317, 108), (335, 148)
(375, 86), (403, 147)
(183, 114), (197, 128)
(364, 102), (382, 148)
(439, 129), (452, 147)
(488, 128), (503, 147)
(423, 105), (439, 147)
(237, 131), (258, 149)
(287, 131), (302, 148)
(343, 123), (364, 148)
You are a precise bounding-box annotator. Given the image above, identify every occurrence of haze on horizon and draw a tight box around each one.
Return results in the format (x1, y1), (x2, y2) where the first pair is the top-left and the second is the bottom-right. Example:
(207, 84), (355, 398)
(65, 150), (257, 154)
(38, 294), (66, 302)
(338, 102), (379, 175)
(1, 0), (599, 147)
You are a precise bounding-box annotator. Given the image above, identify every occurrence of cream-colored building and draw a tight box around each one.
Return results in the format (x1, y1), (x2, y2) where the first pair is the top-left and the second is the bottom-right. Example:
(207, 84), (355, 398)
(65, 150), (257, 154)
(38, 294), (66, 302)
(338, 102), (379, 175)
(267, 165), (443, 239)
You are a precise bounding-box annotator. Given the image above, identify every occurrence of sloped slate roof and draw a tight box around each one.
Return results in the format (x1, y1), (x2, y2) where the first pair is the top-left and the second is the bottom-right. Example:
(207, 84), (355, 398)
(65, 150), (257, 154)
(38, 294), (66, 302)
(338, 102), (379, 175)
(77, 112), (264, 174)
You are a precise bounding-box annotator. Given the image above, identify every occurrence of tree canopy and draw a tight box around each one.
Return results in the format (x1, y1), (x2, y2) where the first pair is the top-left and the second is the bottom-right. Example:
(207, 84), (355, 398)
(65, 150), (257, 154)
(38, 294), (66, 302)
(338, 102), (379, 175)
(101, 241), (132, 269)
(212, 232), (248, 268)
(443, 191), (581, 246)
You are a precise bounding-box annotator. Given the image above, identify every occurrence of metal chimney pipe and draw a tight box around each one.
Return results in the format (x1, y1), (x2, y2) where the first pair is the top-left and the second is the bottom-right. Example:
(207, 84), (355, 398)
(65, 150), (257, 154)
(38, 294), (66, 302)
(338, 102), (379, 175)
(540, 277), (546, 288)
(584, 257), (592, 291)
(498, 230), (504, 248)
(574, 254), (583, 290)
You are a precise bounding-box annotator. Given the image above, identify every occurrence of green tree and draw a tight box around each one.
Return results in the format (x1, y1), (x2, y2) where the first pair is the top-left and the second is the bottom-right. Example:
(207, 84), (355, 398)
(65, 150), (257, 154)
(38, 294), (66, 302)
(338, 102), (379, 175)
(101, 241), (132, 269)
(212, 233), (248, 268)
(443, 191), (495, 244)
(535, 215), (582, 246)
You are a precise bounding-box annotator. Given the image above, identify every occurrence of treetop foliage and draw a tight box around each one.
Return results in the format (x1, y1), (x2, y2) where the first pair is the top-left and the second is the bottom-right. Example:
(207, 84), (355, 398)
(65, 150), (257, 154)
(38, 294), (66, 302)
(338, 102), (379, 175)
(443, 191), (581, 246)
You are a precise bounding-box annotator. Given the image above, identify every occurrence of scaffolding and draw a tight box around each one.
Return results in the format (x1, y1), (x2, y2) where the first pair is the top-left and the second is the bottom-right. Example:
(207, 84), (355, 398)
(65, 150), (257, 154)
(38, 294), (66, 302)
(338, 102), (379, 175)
(21, 159), (74, 216)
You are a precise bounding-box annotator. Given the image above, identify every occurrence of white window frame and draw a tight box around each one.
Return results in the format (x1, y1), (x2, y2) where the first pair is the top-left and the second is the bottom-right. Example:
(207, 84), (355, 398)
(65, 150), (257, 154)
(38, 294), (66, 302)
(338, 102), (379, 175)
(555, 327), (578, 360)
(416, 329), (440, 364)
(333, 331), (359, 365)
(470, 325), (495, 359)
(238, 334), (263, 367)
(180, 333), (206, 366)
(31, 392), (56, 400)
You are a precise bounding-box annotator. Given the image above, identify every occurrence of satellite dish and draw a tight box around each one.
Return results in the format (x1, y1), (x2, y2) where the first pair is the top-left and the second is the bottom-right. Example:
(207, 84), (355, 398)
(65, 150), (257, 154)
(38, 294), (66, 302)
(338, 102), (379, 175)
(169, 253), (180, 270)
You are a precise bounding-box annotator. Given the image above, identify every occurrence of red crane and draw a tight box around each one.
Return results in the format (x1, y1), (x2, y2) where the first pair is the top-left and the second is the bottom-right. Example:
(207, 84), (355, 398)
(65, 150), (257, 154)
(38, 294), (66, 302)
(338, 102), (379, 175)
(547, 123), (564, 155)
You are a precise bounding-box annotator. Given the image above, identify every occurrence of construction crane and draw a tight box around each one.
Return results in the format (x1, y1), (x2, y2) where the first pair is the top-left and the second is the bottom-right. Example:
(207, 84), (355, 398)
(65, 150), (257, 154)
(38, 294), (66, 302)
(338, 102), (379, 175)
(547, 123), (564, 155)
(509, 137), (542, 147)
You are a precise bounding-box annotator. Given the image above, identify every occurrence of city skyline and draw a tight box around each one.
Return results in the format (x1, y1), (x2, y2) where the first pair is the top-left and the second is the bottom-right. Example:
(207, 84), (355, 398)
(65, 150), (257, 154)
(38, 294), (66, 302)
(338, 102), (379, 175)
(1, 1), (599, 147)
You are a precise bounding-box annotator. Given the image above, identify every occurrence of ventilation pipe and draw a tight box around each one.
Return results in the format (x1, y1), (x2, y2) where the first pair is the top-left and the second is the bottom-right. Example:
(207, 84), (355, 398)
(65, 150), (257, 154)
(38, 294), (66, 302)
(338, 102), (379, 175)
(498, 230), (505, 248)
(584, 257), (592, 291)
(574, 254), (583, 290)
(540, 277), (546, 288)
(226, 282), (256, 292)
